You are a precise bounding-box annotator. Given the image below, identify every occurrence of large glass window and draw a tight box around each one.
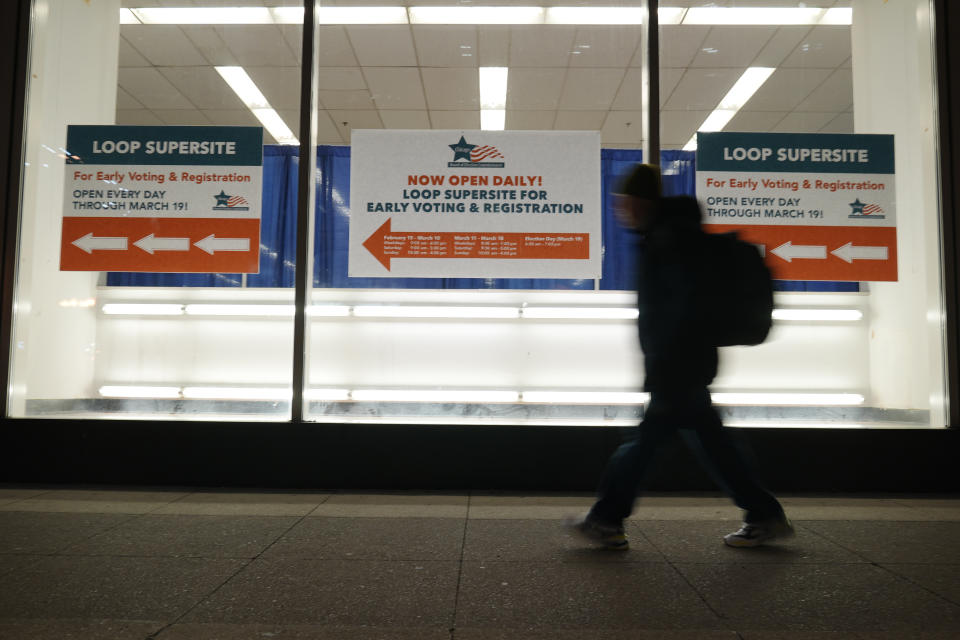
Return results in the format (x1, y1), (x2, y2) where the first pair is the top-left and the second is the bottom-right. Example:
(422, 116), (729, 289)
(10, 0), (302, 419)
(9, 1), (947, 429)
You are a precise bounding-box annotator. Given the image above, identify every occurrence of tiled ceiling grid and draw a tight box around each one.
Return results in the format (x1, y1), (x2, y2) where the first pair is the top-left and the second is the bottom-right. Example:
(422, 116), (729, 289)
(116, 3), (853, 147)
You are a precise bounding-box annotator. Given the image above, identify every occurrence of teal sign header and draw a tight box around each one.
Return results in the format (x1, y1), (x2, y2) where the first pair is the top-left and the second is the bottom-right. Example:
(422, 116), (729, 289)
(66, 125), (263, 166)
(697, 132), (894, 174)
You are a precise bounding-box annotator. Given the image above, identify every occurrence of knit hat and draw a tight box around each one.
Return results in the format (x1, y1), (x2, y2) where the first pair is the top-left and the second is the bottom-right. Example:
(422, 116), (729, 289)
(614, 163), (662, 199)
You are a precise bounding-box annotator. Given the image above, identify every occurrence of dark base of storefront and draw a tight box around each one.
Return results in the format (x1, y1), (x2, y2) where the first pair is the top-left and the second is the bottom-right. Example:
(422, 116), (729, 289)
(2, 420), (958, 493)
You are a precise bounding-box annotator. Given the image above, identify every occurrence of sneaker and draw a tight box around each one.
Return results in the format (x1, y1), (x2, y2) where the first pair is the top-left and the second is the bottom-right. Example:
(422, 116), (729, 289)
(723, 516), (795, 548)
(565, 514), (629, 550)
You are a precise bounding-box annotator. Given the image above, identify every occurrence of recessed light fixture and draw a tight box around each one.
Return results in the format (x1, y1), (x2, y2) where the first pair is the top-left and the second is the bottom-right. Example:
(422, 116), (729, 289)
(215, 67), (299, 145)
(683, 67), (775, 150)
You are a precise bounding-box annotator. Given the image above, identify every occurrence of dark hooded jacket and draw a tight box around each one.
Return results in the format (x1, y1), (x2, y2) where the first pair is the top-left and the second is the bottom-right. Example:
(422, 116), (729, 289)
(636, 196), (718, 391)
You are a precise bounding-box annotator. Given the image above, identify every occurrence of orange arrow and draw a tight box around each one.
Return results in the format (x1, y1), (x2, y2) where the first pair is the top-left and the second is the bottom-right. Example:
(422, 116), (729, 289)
(363, 218), (590, 271)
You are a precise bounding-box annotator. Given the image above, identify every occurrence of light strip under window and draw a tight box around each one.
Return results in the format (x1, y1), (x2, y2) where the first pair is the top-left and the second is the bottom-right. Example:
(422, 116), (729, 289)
(683, 67), (775, 151)
(215, 66), (298, 145)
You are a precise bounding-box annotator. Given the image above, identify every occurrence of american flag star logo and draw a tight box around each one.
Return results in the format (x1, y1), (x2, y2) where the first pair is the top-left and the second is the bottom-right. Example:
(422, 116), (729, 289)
(226, 195), (249, 208)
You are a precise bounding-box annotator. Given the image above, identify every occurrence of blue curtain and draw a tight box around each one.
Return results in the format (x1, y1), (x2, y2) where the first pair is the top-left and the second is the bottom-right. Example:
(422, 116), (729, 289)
(107, 144), (855, 293)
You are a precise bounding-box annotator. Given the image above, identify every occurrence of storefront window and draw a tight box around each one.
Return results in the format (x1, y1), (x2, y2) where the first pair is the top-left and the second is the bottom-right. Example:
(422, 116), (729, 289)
(9, 0), (302, 419)
(9, 1), (947, 428)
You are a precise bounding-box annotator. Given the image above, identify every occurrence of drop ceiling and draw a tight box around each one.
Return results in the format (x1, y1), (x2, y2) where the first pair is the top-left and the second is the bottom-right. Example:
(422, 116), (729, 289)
(117, 1), (854, 147)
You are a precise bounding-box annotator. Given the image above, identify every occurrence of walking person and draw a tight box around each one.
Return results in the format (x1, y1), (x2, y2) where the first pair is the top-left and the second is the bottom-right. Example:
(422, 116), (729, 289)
(569, 163), (793, 549)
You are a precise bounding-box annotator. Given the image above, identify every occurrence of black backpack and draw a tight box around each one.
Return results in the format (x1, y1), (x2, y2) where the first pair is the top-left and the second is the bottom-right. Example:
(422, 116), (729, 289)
(698, 231), (774, 347)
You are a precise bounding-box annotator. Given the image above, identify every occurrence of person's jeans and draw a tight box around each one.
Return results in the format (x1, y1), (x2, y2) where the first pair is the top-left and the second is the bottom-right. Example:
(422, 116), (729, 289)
(589, 386), (784, 525)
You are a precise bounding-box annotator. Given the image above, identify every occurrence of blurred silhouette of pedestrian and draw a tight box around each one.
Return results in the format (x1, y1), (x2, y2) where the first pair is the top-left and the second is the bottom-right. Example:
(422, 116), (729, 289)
(568, 163), (793, 549)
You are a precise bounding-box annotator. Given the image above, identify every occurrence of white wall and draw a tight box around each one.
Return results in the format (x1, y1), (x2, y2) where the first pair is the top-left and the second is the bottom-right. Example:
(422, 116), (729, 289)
(10, 0), (120, 410)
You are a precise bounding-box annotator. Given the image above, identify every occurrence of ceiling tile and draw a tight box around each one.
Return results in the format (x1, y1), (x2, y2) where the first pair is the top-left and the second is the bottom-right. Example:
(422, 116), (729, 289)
(118, 67), (193, 110)
(330, 109), (385, 141)
(612, 68), (642, 110)
(752, 26), (810, 67)
(662, 68), (741, 111)
(116, 110), (164, 126)
(347, 26), (417, 67)
(601, 110), (644, 144)
(158, 67), (246, 110)
(559, 68), (625, 110)
(412, 25), (478, 68)
(506, 111), (555, 130)
(795, 68), (853, 112)
(745, 67), (832, 111)
(180, 26), (236, 66)
(117, 87), (143, 110)
(276, 110), (301, 143)
(364, 67), (427, 110)
(772, 111), (838, 133)
(661, 110), (710, 146)
(316, 68), (367, 92)
(280, 24), (302, 60)
(656, 25), (709, 68)
(421, 68), (479, 110)
(202, 109), (260, 128)
(781, 26), (851, 69)
(151, 109), (212, 126)
(507, 68), (565, 110)
(246, 66), (302, 111)
(690, 26), (777, 68)
(316, 26), (359, 67)
(316, 111), (346, 145)
(118, 37), (150, 68)
(478, 26), (510, 67)
(121, 25), (207, 66)
(216, 25), (298, 67)
(820, 112), (854, 134)
(555, 111), (606, 130)
(429, 111), (480, 130)
(509, 26), (576, 67)
(569, 27), (640, 67)
(319, 90), (376, 111)
(380, 110), (431, 129)
(725, 110), (788, 132)
(659, 68), (685, 108)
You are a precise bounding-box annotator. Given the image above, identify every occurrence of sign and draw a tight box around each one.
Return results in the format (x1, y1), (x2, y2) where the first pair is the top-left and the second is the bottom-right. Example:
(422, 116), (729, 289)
(696, 132), (897, 281)
(60, 125), (263, 273)
(349, 130), (601, 278)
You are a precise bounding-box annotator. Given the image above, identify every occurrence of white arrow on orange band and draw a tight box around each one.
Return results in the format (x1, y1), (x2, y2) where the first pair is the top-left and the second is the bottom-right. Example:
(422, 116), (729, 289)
(134, 234), (190, 254)
(771, 241), (826, 263)
(194, 234), (250, 255)
(71, 233), (128, 254)
(831, 242), (889, 263)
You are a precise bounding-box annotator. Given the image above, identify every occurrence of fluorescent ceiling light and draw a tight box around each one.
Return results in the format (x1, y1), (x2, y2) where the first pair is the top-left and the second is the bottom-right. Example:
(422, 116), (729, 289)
(523, 391), (648, 404)
(521, 307), (638, 320)
(820, 8), (853, 26)
(772, 309), (863, 322)
(182, 386), (292, 400)
(352, 305), (519, 319)
(658, 8), (687, 25)
(409, 6), (545, 24)
(130, 7), (274, 24)
(683, 7), (831, 25)
(216, 67), (298, 145)
(683, 67), (774, 151)
(546, 7), (644, 25)
(318, 7), (407, 24)
(481, 109), (506, 131)
(119, 9), (141, 24)
(101, 303), (184, 315)
(351, 389), (520, 403)
(99, 385), (181, 399)
(479, 67), (508, 110)
(711, 392), (865, 406)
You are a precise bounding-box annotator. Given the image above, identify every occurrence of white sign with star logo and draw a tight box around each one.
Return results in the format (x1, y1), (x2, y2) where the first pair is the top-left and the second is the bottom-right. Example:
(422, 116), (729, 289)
(349, 129), (602, 279)
(60, 125), (263, 273)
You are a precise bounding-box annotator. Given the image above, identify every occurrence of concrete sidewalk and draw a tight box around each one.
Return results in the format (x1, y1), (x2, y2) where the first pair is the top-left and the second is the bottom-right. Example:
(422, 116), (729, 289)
(0, 487), (958, 639)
